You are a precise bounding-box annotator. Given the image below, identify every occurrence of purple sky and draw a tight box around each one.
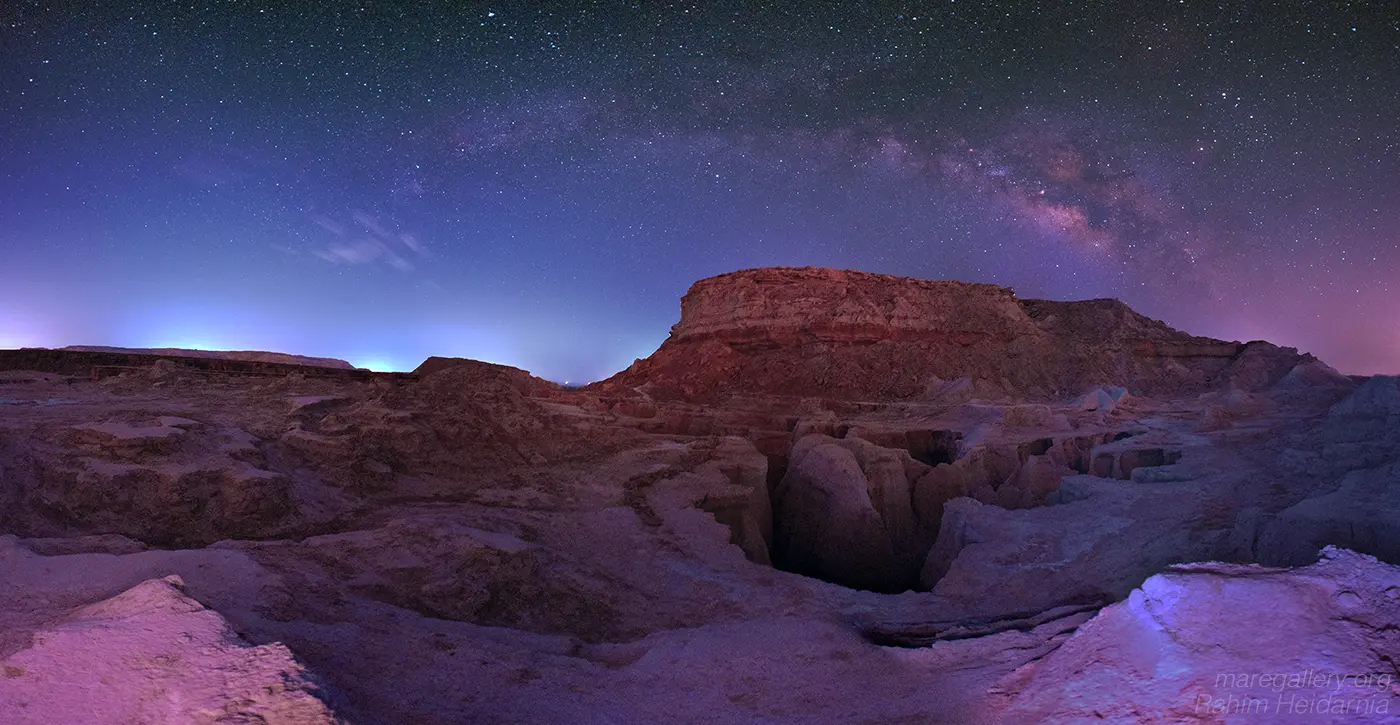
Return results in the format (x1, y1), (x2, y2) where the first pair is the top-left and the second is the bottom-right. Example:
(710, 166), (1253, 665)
(3, 2), (1397, 379)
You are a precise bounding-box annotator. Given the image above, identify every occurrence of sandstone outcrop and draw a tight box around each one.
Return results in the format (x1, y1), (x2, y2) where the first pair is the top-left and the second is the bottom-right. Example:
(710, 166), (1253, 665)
(0, 576), (344, 725)
(602, 267), (1312, 402)
(999, 549), (1400, 724)
(1, 418), (298, 546)
(918, 471), (1239, 613)
(772, 435), (903, 591)
(1258, 463), (1400, 566)
(645, 436), (774, 565)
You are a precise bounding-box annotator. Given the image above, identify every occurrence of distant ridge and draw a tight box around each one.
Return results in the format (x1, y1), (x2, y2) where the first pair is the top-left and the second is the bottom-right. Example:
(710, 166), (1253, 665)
(60, 346), (356, 370)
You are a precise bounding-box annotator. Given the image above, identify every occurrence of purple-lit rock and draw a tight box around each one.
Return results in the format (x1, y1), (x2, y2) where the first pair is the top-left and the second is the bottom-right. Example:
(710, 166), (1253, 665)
(0, 267), (1395, 724)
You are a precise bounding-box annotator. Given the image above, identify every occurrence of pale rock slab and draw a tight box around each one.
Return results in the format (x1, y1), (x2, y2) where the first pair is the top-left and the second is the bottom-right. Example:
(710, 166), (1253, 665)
(0, 576), (343, 725)
(999, 549), (1400, 724)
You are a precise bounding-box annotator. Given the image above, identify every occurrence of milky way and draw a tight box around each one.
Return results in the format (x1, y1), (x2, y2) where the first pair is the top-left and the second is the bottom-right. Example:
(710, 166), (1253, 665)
(2, 2), (1398, 378)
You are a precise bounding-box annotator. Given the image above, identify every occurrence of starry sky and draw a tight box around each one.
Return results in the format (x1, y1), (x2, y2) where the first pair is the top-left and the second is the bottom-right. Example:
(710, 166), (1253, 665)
(3, 1), (1398, 380)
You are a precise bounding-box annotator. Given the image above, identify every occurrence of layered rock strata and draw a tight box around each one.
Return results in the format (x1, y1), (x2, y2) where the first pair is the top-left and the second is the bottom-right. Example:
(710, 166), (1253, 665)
(602, 266), (1311, 401)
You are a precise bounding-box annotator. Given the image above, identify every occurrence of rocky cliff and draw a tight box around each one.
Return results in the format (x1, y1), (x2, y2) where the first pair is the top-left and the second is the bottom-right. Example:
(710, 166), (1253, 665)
(601, 267), (1310, 401)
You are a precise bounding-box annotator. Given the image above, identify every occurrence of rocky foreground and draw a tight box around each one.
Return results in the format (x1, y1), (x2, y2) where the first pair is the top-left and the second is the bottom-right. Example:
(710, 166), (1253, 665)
(1, 267), (1398, 724)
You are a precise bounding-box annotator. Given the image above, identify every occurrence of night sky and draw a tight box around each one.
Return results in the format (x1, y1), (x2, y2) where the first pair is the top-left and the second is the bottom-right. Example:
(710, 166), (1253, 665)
(3, 2), (1398, 380)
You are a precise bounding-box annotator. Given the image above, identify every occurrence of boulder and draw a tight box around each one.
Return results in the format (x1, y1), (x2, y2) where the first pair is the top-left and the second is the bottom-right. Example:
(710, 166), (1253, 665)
(1079, 386), (1129, 412)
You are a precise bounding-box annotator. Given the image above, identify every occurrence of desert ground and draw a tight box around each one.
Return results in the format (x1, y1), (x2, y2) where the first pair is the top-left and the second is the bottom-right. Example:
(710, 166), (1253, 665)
(1, 267), (1397, 724)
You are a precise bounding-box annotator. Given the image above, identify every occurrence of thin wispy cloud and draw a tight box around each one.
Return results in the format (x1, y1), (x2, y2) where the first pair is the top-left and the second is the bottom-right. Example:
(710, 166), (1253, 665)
(311, 214), (348, 237)
(352, 211), (391, 239)
(310, 211), (428, 273)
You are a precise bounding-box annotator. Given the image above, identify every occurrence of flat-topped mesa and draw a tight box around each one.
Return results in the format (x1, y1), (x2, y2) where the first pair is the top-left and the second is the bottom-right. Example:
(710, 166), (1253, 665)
(601, 266), (1312, 402)
(669, 267), (1029, 346)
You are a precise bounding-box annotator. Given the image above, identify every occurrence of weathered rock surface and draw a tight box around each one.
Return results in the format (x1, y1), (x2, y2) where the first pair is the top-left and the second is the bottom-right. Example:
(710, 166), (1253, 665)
(1258, 463), (1400, 566)
(773, 435), (902, 591)
(999, 549), (1400, 724)
(997, 453), (1075, 509)
(0, 575), (344, 725)
(0, 417), (299, 546)
(1330, 374), (1400, 418)
(602, 267), (1312, 402)
(1079, 385), (1129, 412)
(919, 470), (1240, 613)
(645, 436), (774, 565)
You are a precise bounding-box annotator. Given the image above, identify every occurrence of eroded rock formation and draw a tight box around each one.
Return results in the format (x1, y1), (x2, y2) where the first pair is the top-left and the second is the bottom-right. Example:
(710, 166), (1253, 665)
(601, 266), (1312, 402)
(0, 576), (344, 724)
(0, 267), (1394, 724)
(999, 549), (1400, 724)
